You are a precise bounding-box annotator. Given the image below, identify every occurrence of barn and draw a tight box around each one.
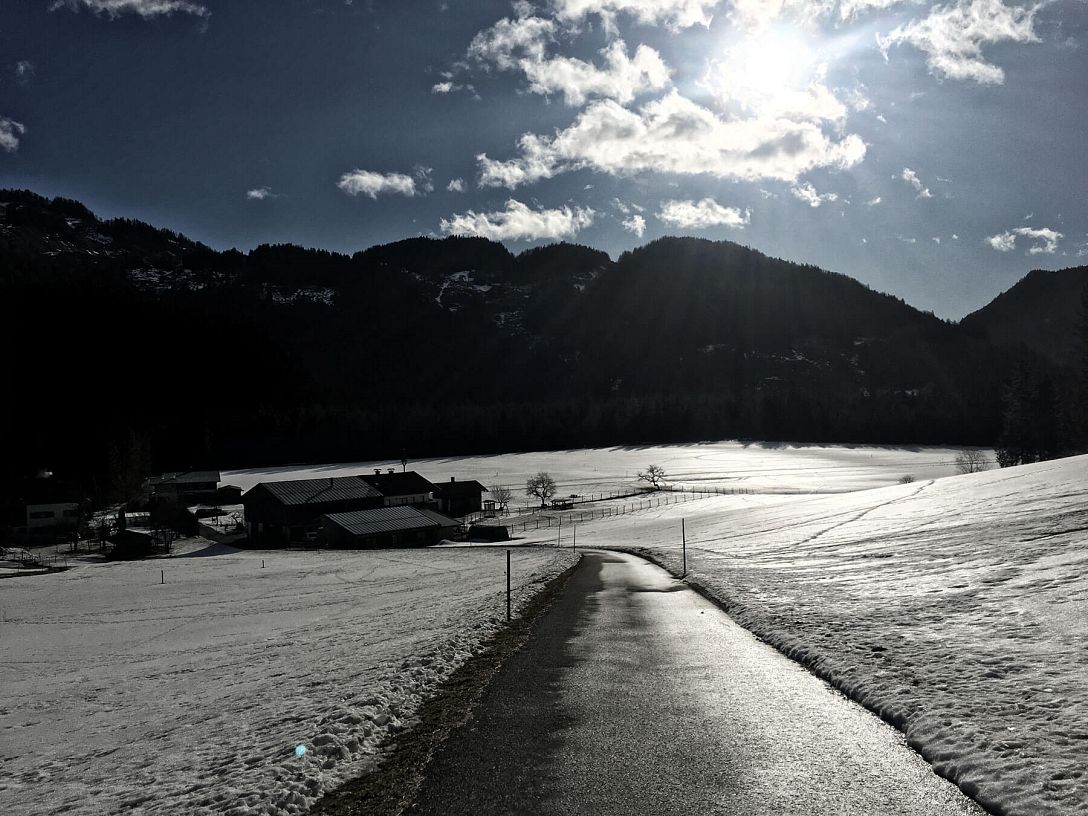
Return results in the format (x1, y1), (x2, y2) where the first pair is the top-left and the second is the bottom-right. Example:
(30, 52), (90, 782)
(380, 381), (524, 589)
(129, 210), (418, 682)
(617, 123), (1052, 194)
(242, 477), (384, 547)
(321, 506), (461, 548)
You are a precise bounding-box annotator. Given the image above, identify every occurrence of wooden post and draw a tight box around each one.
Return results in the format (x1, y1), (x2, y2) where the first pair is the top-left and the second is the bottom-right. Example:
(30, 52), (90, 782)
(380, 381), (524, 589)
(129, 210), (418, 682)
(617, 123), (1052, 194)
(506, 549), (511, 621)
(573, 523), (576, 551)
(161, 570), (164, 585)
(682, 519), (687, 578)
(557, 516), (562, 548)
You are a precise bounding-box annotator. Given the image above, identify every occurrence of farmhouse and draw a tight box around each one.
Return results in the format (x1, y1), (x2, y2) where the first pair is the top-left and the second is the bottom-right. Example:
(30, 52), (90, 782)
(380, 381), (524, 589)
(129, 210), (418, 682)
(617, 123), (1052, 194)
(321, 506), (461, 548)
(433, 477), (488, 517)
(147, 471), (221, 505)
(242, 477), (383, 547)
(357, 470), (437, 507)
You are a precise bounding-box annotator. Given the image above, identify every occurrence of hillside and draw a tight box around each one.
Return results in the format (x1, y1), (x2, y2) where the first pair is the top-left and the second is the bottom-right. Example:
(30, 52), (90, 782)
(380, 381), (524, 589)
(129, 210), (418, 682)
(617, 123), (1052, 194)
(0, 189), (1029, 495)
(574, 453), (1088, 816)
(961, 266), (1088, 368)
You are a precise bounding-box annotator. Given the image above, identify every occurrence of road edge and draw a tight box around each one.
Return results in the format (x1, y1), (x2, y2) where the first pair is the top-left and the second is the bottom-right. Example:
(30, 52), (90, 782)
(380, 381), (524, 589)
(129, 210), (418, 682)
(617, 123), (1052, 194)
(309, 553), (583, 816)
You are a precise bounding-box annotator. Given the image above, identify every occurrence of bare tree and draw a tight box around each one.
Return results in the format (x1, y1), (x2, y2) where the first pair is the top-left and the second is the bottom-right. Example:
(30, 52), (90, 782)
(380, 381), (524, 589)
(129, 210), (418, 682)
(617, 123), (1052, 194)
(637, 464), (667, 490)
(490, 485), (513, 514)
(955, 449), (991, 474)
(525, 472), (557, 509)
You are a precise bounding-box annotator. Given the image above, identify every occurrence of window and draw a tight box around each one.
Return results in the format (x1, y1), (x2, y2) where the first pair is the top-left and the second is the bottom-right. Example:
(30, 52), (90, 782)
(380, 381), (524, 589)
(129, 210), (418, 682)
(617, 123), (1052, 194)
(29, 510), (55, 520)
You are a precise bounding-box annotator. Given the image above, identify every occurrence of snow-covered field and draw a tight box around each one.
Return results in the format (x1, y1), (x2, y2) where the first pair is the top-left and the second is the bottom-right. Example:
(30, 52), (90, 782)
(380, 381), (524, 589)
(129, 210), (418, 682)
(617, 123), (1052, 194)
(0, 544), (575, 816)
(225, 441), (979, 499)
(551, 455), (1088, 816)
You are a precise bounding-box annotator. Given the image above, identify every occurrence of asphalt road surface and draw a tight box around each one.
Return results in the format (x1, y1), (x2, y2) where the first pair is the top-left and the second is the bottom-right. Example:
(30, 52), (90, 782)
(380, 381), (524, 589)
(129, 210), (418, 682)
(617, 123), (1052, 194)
(405, 551), (986, 816)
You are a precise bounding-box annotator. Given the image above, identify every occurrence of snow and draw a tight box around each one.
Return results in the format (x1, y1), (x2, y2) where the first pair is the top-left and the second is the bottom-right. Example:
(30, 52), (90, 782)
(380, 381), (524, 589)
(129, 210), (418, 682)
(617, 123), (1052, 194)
(226, 441), (983, 500)
(0, 545), (575, 815)
(551, 454), (1088, 816)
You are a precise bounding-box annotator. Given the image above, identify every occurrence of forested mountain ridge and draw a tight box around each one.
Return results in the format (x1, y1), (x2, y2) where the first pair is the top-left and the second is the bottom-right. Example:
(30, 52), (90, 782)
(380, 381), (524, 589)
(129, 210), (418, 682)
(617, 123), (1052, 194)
(961, 266), (1088, 368)
(0, 189), (1067, 497)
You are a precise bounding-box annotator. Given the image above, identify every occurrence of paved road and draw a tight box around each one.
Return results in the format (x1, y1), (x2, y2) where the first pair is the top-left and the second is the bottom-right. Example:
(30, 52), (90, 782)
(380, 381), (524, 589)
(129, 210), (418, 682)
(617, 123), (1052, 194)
(405, 551), (985, 816)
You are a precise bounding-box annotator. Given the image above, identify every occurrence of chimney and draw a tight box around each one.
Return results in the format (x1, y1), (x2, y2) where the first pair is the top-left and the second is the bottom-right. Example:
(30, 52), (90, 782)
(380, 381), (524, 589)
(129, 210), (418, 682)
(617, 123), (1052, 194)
(450, 476), (456, 482)
(387, 468), (395, 474)
(374, 469), (382, 475)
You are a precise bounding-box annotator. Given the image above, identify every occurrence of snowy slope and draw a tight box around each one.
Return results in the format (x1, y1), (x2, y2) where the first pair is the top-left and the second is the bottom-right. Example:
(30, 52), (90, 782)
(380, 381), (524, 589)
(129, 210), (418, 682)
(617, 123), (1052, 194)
(227, 441), (981, 498)
(0, 546), (575, 816)
(557, 455), (1088, 816)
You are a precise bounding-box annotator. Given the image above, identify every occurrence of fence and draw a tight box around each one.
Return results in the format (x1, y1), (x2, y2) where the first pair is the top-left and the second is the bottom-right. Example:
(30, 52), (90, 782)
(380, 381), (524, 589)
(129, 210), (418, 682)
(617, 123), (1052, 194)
(482, 485), (752, 536)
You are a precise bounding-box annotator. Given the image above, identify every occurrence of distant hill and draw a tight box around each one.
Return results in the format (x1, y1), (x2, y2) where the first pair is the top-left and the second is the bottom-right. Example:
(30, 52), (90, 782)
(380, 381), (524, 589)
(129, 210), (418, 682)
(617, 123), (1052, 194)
(961, 266), (1088, 368)
(0, 189), (1040, 494)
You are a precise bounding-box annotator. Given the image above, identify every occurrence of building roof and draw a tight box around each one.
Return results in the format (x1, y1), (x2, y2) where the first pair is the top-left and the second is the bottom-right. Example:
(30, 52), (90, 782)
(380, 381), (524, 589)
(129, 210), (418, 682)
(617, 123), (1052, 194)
(150, 471), (221, 487)
(245, 477), (382, 506)
(323, 506), (460, 537)
(434, 478), (488, 498)
(357, 471), (436, 497)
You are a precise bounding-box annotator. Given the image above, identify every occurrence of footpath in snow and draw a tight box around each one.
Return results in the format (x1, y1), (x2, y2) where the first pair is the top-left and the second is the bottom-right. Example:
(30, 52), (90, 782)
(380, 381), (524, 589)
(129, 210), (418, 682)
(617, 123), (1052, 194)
(566, 455), (1088, 816)
(0, 545), (575, 816)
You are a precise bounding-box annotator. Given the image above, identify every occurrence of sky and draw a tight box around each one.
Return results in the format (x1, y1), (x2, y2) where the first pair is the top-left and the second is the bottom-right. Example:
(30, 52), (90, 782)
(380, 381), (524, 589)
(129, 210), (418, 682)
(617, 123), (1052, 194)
(1, 0), (1086, 318)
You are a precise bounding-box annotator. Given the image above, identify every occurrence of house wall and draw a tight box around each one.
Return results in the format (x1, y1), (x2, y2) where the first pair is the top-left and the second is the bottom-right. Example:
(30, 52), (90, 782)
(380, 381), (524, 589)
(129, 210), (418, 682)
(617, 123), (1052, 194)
(26, 503), (80, 530)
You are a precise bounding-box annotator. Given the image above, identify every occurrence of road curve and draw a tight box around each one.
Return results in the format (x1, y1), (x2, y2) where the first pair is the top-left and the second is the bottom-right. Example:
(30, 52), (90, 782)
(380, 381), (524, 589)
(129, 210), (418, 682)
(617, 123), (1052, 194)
(405, 551), (985, 816)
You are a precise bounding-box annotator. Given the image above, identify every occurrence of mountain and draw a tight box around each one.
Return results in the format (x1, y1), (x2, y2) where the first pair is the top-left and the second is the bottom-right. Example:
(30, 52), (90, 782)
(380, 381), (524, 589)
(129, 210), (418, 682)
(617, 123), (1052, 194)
(0, 190), (1032, 496)
(961, 266), (1088, 368)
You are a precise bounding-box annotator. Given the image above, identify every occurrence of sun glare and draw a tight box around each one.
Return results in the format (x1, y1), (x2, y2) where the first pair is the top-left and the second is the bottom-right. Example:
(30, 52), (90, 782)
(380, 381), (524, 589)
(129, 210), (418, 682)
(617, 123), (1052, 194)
(710, 28), (822, 114)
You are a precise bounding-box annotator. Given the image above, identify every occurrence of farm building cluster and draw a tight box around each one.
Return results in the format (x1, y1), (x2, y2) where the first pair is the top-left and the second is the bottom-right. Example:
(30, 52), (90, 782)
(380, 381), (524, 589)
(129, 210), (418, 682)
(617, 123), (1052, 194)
(242, 469), (488, 548)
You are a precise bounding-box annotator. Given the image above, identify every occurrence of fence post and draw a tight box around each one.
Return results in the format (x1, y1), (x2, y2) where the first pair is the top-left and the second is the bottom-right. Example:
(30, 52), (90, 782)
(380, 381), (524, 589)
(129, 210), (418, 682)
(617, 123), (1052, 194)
(573, 523), (576, 550)
(681, 519), (687, 578)
(506, 549), (511, 621)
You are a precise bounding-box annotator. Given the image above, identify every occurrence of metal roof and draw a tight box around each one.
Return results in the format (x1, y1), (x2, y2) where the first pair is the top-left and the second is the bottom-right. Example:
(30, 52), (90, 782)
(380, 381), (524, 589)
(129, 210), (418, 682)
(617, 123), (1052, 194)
(357, 471), (436, 497)
(251, 477), (382, 506)
(323, 506), (459, 537)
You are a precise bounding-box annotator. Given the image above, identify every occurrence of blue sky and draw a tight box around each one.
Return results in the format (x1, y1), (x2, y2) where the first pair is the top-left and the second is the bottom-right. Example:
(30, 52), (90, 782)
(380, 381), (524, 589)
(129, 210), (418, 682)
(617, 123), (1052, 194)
(1, 0), (1086, 317)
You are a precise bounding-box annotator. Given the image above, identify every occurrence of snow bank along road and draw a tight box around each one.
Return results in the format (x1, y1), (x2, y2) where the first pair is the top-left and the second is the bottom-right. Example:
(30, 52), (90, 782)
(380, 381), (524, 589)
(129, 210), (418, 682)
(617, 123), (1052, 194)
(0, 545), (576, 816)
(557, 455), (1088, 816)
(406, 552), (983, 816)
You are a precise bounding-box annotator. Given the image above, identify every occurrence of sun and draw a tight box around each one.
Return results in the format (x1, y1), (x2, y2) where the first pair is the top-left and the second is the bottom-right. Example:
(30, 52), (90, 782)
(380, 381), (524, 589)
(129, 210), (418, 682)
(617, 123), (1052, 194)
(709, 28), (823, 115)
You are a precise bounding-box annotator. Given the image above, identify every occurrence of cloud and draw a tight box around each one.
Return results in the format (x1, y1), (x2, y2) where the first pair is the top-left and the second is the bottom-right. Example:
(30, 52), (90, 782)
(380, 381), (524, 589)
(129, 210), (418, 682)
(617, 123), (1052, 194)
(0, 117), (26, 152)
(553, 0), (719, 29)
(469, 16), (671, 106)
(790, 182), (839, 207)
(987, 226), (1062, 254)
(519, 40), (672, 106)
(15, 61), (34, 83)
(477, 91), (866, 188)
(867, 196), (882, 205)
(49, 0), (208, 18)
(338, 169), (430, 199)
(245, 187), (276, 201)
(447, 178), (466, 193)
(900, 167), (932, 198)
(878, 0), (1041, 84)
(657, 198), (750, 229)
(440, 198), (595, 241)
(622, 213), (647, 237)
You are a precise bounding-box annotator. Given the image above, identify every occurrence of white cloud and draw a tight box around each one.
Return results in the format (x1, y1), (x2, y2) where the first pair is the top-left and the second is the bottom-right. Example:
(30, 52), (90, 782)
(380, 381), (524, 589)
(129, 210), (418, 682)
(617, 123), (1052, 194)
(520, 40), (672, 106)
(790, 182), (839, 207)
(447, 178), (466, 193)
(867, 196), (882, 205)
(932, 236), (941, 244)
(657, 198), (750, 229)
(622, 213), (647, 237)
(878, 0), (1041, 84)
(432, 81), (455, 93)
(49, 0), (208, 18)
(469, 16), (671, 106)
(987, 226), (1062, 254)
(440, 198), (594, 241)
(338, 169), (428, 199)
(15, 61), (34, 83)
(553, 0), (719, 29)
(477, 91), (866, 188)
(900, 167), (933, 198)
(245, 187), (276, 201)
(0, 117), (26, 152)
